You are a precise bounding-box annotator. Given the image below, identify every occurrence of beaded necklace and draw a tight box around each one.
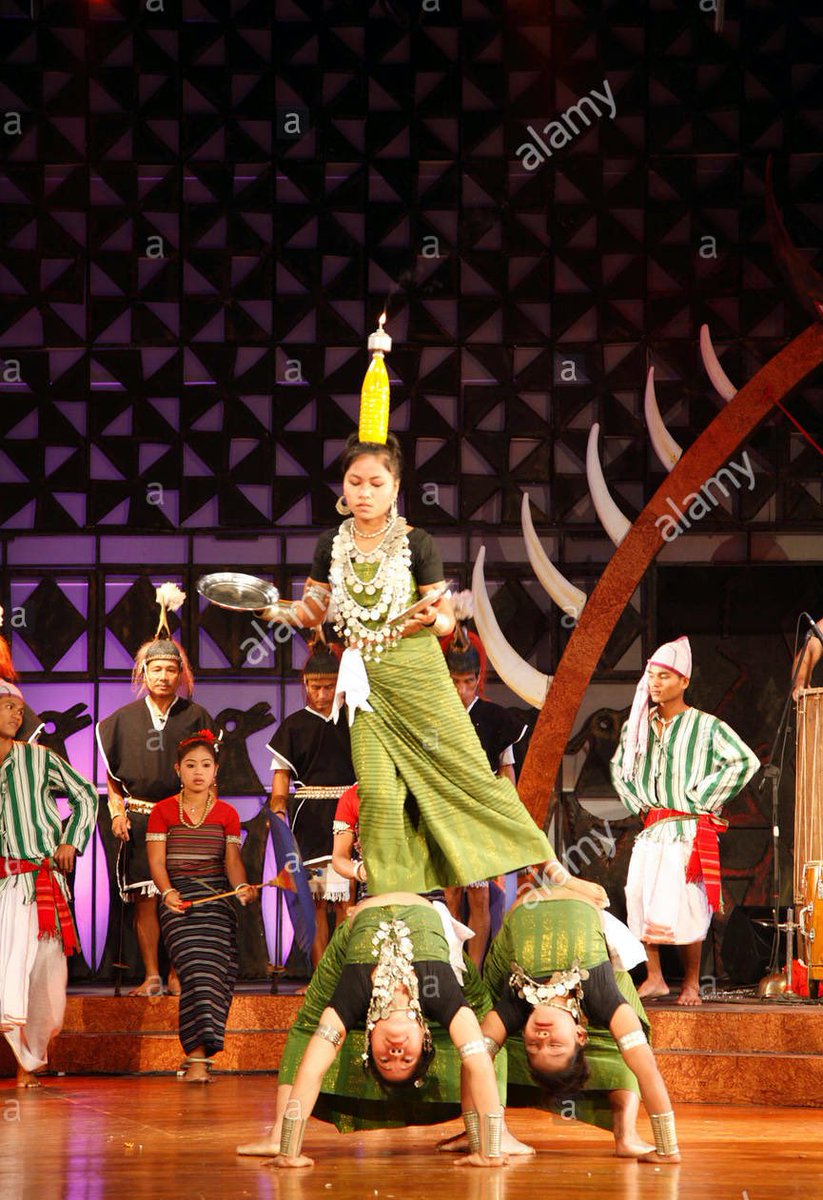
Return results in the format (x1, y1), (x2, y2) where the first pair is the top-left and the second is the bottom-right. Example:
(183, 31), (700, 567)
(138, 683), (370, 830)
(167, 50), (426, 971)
(363, 918), (432, 1063)
(508, 959), (589, 1026)
(329, 517), (412, 663)
(178, 789), (215, 829)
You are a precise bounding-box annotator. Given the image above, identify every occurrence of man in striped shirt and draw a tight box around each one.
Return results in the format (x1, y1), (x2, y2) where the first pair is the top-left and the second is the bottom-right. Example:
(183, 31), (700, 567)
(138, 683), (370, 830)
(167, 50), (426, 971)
(0, 681), (97, 1085)
(610, 637), (760, 1006)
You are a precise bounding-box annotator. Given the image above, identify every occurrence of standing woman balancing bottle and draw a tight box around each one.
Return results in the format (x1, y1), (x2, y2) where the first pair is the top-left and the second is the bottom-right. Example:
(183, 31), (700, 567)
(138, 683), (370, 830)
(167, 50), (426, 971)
(261, 321), (603, 902)
(146, 731), (255, 1083)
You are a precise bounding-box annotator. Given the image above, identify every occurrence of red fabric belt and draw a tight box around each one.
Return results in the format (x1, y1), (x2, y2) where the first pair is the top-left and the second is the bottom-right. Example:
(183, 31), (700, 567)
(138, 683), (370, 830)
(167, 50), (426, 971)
(0, 857), (79, 956)
(642, 809), (729, 914)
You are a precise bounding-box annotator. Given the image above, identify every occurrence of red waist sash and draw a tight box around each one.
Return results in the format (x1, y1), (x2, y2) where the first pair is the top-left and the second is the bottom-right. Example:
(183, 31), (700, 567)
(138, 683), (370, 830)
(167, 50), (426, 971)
(642, 809), (728, 913)
(0, 857), (79, 956)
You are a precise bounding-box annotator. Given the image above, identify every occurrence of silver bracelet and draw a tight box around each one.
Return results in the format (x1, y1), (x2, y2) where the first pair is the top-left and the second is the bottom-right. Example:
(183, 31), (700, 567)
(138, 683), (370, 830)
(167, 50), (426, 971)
(483, 1035), (501, 1060)
(457, 1039), (487, 1061)
(279, 1115), (308, 1158)
(650, 1111), (679, 1157)
(313, 1022), (342, 1048)
(617, 1030), (648, 1053)
(481, 1111), (504, 1158)
(462, 1110), (480, 1155)
(356, 860), (367, 883)
(160, 887), (176, 901)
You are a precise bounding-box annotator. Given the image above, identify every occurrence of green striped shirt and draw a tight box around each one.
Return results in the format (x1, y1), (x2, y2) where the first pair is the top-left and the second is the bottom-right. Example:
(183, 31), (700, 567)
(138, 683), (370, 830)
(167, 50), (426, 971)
(610, 708), (760, 841)
(0, 741), (98, 902)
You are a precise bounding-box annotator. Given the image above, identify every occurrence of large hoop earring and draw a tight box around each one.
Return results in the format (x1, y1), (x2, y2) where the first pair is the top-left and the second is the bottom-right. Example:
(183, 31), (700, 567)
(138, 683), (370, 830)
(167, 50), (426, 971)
(336, 495), (351, 516)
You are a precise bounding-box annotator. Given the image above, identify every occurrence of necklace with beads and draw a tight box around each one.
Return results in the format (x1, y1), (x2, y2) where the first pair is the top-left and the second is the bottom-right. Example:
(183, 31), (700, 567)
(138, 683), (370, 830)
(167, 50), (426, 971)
(508, 960), (589, 1026)
(329, 517), (412, 663)
(178, 790), (215, 829)
(352, 516), (392, 539)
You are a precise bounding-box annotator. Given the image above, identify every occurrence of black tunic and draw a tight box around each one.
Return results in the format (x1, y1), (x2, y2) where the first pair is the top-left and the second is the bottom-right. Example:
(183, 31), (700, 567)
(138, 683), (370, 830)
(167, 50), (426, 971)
(267, 707), (356, 862)
(467, 698), (528, 775)
(310, 525), (444, 587)
(329, 961), (466, 1032)
(493, 962), (627, 1035)
(97, 696), (215, 895)
(96, 697), (215, 801)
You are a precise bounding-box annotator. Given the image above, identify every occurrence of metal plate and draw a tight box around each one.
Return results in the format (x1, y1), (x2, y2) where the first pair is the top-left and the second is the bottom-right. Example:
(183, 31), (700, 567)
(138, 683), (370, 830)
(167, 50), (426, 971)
(196, 572), (279, 613)
(388, 582), (450, 626)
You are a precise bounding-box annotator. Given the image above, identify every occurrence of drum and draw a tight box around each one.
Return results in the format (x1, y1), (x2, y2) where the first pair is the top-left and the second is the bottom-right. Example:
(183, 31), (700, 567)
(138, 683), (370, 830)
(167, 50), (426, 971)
(798, 861), (823, 983)
(794, 689), (823, 906)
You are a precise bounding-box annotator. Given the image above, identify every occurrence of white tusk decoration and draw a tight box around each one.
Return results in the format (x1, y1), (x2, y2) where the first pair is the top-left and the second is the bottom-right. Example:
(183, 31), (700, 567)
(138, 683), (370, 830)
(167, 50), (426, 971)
(585, 424), (631, 547)
(644, 366), (682, 471)
(521, 492), (586, 623)
(471, 547), (552, 709)
(699, 324), (737, 401)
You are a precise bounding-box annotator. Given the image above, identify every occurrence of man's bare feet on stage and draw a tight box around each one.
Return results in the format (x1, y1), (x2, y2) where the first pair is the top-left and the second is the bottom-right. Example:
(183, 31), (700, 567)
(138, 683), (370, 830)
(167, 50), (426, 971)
(16, 1067), (42, 1088)
(167, 969), (181, 996)
(637, 978), (670, 1001)
(129, 975), (163, 997)
(615, 1136), (656, 1158)
(676, 984), (702, 1006)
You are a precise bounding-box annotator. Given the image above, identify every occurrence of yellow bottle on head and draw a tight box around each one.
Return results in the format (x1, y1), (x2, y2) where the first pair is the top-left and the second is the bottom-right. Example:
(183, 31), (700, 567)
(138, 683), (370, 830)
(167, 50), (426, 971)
(359, 314), (392, 445)
(359, 352), (390, 444)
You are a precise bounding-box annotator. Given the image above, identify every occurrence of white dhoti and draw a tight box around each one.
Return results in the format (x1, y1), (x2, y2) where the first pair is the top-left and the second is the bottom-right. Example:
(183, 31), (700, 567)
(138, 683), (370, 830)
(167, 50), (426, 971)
(0, 882), (68, 1072)
(625, 829), (711, 946)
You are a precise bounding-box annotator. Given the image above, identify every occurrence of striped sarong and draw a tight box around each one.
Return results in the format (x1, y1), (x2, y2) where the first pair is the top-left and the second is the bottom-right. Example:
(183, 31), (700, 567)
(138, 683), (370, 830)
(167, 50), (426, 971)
(159, 873), (238, 1057)
(351, 631), (552, 893)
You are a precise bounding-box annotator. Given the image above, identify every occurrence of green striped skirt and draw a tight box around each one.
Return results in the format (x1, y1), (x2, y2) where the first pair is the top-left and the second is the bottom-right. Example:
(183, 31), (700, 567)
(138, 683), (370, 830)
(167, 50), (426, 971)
(351, 631), (552, 893)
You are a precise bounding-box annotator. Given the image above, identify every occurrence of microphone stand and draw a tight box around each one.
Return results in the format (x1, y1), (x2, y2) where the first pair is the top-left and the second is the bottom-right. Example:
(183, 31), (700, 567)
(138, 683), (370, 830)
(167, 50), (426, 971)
(758, 621), (808, 991)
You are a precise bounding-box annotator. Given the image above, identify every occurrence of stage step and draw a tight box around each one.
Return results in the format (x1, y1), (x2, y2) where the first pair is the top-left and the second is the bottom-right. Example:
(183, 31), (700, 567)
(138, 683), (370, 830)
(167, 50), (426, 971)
(3, 994), (822, 1107)
(648, 1003), (823, 1108)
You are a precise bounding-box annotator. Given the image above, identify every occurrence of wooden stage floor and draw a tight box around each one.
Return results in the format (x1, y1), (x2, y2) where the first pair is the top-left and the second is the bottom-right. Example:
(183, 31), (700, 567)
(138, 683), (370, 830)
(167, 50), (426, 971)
(2, 1077), (822, 1200)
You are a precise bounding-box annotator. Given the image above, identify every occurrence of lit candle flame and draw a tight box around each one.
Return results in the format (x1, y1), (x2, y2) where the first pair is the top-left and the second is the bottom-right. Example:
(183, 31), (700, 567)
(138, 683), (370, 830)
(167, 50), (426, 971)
(378, 311), (386, 329)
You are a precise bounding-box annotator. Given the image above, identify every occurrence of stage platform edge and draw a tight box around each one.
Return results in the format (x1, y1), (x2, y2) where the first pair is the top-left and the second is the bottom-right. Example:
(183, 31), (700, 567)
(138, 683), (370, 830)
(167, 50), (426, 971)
(2, 992), (822, 1107)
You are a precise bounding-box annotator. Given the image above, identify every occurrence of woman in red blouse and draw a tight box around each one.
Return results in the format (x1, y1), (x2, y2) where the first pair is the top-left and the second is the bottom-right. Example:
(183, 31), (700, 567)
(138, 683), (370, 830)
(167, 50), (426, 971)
(147, 731), (254, 1082)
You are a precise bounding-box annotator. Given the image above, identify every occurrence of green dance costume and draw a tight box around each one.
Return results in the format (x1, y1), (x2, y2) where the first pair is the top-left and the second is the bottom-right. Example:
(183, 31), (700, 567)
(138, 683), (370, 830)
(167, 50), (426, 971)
(484, 897), (650, 1132)
(278, 902), (505, 1132)
(312, 520), (553, 894)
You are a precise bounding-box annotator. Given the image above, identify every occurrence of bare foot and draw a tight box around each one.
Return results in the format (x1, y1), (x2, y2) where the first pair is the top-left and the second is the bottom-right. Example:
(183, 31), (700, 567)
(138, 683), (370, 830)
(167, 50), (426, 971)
(615, 1137), (656, 1158)
(129, 975), (163, 997)
(438, 1127), (534, 1156)
(639, 1149), (681, 1165)
(455, 1153), (510, 1169)
(676, 985), (702, 1006)
(271, 1154), (315, 1169)
(637, 979), (670, 1000)
(167, 970), (181, 997)
(237, 1136), (281, 1157)
(16, 1067), (42, 1088)
(292, 983), (309, 996)
(179, 1059), (211, 1084)
(437, 1131), (467, 1153)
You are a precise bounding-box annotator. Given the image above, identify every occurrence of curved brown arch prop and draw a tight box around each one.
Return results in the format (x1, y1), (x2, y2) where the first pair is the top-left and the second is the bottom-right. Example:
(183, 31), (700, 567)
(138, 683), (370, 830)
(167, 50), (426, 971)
(518, 322), (823, 828)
